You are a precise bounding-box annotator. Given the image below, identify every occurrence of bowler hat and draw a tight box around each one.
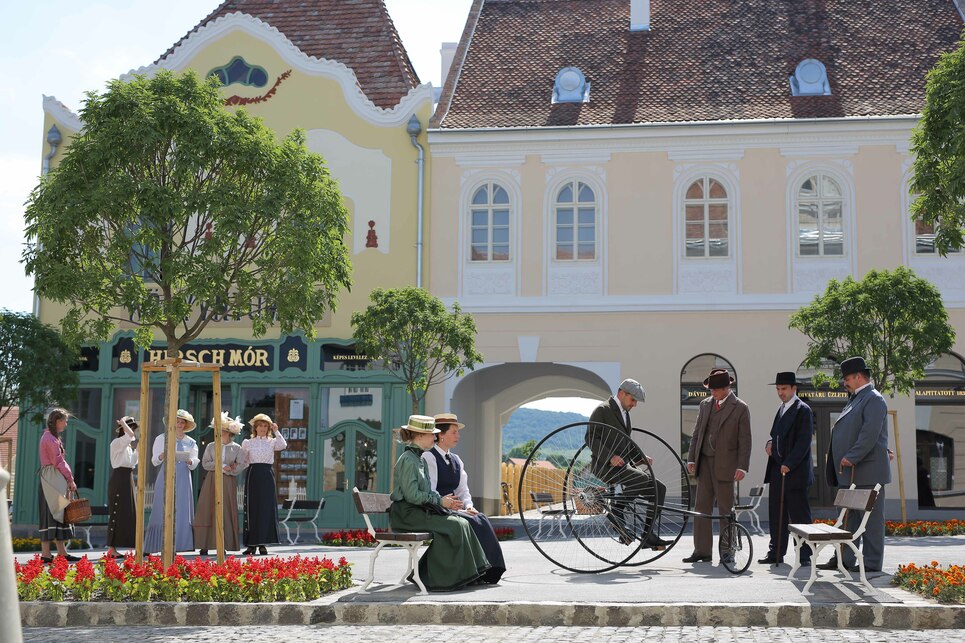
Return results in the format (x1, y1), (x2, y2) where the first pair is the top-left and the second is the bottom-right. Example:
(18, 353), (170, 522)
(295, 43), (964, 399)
(769, 372), (798, 386)
(618, 378), (646, 403)
(703, 368), (735, 389)
(840, 356), (870, 378)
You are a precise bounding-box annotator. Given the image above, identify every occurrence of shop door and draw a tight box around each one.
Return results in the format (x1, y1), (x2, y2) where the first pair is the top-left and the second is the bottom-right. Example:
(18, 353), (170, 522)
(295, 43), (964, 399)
(313, 420), (382, 529)
(809, 406), (843, 507)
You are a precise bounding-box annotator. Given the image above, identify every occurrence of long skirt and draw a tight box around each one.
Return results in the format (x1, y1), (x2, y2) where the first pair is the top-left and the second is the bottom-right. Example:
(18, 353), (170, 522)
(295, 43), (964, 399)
(388, 500), (490, 592)
(243, 463), (280, 546)
(106, 467), (136, 548)
(144, 461), (195, 553)
(193, 471), (240, 551)
(462, 512), (506, 584)
(38, 479), (73, 543)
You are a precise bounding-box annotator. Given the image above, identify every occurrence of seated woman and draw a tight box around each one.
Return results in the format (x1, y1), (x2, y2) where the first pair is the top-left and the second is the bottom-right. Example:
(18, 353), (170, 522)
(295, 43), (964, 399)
(389, 415), (491, 592)
(423, 413), (505, 584)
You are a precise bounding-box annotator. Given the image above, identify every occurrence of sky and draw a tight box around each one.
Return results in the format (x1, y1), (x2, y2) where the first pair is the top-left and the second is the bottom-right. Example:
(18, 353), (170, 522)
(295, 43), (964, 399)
(0, 0), (474, 315)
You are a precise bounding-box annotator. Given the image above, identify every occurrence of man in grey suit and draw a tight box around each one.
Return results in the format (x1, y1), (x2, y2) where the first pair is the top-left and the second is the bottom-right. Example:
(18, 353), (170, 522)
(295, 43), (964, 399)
(816, 356), (891, 572)
(585, 379), (670, 550)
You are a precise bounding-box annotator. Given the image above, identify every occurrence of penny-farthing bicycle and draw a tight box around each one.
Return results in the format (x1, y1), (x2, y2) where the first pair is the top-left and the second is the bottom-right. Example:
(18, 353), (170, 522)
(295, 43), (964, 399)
(516, 422), (752, 574)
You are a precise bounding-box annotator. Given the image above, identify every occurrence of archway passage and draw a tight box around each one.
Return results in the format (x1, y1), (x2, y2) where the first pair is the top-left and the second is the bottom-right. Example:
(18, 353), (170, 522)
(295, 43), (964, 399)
(449, 363), (612, 515)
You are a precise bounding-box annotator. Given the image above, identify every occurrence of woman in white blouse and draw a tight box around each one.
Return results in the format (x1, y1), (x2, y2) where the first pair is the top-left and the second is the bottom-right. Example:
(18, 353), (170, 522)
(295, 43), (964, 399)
(144, 409), (200, 554)
(423, 413), (506, 584)
(241, 413), (287, 556)
(104, 416), (137, 558)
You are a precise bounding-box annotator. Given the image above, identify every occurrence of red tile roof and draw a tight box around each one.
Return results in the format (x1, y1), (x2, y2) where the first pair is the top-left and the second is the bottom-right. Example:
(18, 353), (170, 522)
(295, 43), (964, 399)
(161, 0), (420, 109)
(434, 0), (964, 128)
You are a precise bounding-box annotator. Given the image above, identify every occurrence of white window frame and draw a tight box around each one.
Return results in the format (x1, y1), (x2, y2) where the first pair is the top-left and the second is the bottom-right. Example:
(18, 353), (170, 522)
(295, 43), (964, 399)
(458, 171), (521, 298)
(468, 181), (513, 263)
(552, 179), (599, 262)
(542, 169), (607, 296)
(682, 176), (731, 259)
(795, 172), (846, 258)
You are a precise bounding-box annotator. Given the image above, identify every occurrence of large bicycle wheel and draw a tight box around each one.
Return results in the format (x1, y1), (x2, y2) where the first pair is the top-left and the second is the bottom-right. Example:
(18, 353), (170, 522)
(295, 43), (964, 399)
(518, 422), (645, 573)
(619, 427), (692, 567)
(719, 521), (753, 574)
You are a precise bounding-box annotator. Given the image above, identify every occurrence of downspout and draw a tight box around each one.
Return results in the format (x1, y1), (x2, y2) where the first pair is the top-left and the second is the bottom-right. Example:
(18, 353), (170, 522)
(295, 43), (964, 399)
(34, 124), (62, 317)
(406, 115), (425, 288)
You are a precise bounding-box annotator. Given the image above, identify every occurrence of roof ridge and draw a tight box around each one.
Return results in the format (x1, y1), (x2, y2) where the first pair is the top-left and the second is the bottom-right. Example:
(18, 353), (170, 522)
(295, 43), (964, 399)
(378, 0), (421, 88)
(431, 0), (486, 128)
(155, 0), (232, 65)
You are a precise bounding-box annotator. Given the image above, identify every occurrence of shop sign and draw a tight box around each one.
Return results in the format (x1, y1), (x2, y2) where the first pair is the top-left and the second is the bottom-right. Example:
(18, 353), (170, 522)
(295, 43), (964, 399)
(915, 387), (965, 401)
(143, 342), (274, 372)
(321, 343), (377, 370)
(71, 346), (100, 372)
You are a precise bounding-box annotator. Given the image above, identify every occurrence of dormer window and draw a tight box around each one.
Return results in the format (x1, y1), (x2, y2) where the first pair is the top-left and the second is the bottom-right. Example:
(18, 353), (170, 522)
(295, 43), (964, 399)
(789, 59), (831, 96)
(552, 67), (590, 104)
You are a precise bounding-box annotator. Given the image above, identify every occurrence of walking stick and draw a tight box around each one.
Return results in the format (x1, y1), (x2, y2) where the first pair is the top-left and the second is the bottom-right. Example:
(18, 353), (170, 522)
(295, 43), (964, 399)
(775, 470), (786, 568)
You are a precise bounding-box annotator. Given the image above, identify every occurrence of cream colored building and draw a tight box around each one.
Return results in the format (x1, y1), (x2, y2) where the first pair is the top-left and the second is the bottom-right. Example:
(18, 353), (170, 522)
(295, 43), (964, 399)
(426, 0), (965, 518)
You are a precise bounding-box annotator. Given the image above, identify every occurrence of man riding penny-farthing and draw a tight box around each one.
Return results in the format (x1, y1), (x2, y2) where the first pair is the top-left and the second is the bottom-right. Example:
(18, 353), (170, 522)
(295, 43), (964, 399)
(584, 379), (671, 551)
(517, 378), (753, 575)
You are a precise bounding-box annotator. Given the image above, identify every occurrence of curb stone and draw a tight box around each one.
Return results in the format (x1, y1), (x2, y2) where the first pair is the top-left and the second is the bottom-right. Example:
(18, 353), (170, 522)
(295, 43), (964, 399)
(19, 596), (965, 629)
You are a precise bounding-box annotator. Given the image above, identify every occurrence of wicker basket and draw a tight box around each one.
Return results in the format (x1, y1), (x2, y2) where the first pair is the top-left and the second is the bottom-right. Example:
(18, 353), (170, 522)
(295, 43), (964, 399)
(63, 492), (91, 524)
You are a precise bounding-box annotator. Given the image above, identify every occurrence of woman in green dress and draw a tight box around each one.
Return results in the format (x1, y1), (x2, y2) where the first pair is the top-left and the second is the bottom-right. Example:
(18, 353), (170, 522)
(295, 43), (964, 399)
(389, 415), (491, 592)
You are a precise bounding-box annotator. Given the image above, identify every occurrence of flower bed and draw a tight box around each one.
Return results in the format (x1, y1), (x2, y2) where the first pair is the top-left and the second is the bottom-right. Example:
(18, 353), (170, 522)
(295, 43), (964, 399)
(14, 554), (352, 602)
(811, 518), (965, 536)
(12, 537), (89, 552)
(494, 527), (515, 541)
(893, 561), (965, 604)
(320, 529), (377, 547)
(885, 519), (965, 536)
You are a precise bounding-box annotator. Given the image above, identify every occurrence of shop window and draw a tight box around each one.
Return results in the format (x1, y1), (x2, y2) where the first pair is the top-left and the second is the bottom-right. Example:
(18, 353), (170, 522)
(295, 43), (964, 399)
(680, 354), (737, 458)
(67, 387), (102, 429)
(914, 352), (965, 510)
(71, 430), (97, 491)
(320, 386), (382, 430)
(322, 433), (346, 491)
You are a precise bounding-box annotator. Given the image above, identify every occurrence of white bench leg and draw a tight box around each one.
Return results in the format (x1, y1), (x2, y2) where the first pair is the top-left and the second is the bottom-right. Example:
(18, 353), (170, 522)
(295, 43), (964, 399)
(406, 542), (428, 595)
(844, 542), (872, 591)
(358, 542), (387, 594)
(787, 535), (802, 577)
(311, 521), (320, 544)
(294, 523), (301, 545)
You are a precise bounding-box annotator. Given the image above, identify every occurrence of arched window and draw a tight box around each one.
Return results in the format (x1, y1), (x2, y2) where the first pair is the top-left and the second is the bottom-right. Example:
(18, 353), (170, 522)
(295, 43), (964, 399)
(679, 354), (737, 457)
(915, 352), (965, 510)
(470, 182), (511, 262)
(798, 174), (844, 256)
(555, 180), (596, 261)
(684, 177), (729, 258)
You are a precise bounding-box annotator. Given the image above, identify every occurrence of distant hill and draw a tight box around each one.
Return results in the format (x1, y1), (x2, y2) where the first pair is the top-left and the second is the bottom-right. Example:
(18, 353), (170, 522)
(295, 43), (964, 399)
(501, 407), (589, 456)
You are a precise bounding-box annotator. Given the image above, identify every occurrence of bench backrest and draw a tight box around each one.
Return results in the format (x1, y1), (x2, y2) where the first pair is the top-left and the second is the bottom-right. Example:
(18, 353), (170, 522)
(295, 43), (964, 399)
(530, 492), (556, 510)
(833, 487), (878, 512)
(284, 498), (325, 512)
(353, 487), (390, 537)
(748, 486), (764, 498)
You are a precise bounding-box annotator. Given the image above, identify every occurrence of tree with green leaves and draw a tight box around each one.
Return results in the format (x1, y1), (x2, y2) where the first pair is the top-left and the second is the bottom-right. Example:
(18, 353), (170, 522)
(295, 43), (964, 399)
(788, 267), (955, 396)
(911, 32), (965, 255)
(505, 439), (539, 462)
(22, 69), (352, 562)
(0, 310), (78, 435)
(23, 70), (351, 355)
(351, 287), (483, 415)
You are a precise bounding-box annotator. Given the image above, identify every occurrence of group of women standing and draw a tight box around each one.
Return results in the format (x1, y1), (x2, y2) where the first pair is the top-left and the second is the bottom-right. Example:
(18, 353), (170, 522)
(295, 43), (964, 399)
(390, 412), (506, 591)
(37, 407), (287, 561)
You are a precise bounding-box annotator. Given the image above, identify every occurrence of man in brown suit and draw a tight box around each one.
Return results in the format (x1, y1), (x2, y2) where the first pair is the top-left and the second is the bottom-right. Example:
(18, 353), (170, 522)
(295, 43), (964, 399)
(684, 368), (752, 564)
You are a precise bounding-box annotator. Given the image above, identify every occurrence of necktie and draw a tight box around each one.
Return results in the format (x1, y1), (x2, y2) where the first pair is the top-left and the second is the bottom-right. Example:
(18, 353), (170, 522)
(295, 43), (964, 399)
(444, 453), (453, 470)
(715, 400), (721, 411)
(624, 410), (631, 429)
(779, 404), (785, 418)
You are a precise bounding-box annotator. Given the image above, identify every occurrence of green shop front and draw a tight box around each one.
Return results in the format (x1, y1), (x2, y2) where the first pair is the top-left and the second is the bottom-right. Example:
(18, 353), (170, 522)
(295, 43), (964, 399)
(13, 333), (412, 531)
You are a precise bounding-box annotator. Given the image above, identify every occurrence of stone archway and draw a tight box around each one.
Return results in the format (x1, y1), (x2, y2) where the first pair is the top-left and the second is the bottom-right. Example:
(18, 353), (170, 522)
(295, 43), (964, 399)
(448, 362), (612, 514)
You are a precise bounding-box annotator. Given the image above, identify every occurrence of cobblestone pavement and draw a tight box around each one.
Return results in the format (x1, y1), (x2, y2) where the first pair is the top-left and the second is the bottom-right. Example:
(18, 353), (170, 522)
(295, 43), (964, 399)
(21, 625), (965, 642)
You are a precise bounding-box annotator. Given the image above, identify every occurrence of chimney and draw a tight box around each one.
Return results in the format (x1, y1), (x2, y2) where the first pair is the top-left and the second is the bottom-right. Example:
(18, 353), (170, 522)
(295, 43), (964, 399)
(630, 0), (650, 31)
(440, 42), (458, 87)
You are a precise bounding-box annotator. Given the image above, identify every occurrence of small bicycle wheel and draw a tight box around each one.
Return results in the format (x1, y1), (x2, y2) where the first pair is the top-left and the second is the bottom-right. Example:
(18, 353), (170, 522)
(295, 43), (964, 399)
(719, 521), (752, 574)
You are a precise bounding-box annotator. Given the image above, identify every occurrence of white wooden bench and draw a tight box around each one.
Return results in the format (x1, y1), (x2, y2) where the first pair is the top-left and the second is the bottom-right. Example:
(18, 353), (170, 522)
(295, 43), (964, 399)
(530, 491), (570, 538)
(352, 487), (432, 595)
(787, 483), (882, 594)
(733, 484), (766, 536)
(280, 498), (325, 545)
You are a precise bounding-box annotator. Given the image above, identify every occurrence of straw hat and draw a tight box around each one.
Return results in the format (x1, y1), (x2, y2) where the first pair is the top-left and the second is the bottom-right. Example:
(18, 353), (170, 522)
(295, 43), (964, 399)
(210, 411), (242, 435)
(249, 413), (273, 428)
(433, 413), (465, 430)
(174, 409), (196, 431)
(400, 415), (440, 434)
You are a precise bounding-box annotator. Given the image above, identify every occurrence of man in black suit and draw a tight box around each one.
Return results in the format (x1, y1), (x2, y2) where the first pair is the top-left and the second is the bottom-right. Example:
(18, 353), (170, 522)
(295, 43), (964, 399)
(585, 379), (669, 550)
(758, 372), (814, 566)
